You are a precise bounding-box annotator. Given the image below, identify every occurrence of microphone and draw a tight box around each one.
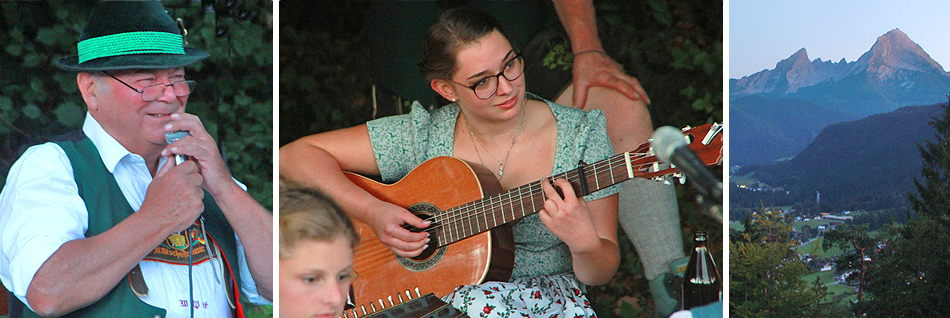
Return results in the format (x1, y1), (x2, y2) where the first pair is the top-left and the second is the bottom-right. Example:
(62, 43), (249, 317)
(652, 126), (723, 206)
(164, 131), (191, 165)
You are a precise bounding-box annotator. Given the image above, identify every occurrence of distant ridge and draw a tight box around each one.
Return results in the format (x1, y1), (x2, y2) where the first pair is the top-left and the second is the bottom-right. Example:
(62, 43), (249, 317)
(751, 102), (945, 209)
(730, 29), (950, 165)
(732, 29), (948, 101)
(731, 95), (858, 166)
(731, 47), (852, 96)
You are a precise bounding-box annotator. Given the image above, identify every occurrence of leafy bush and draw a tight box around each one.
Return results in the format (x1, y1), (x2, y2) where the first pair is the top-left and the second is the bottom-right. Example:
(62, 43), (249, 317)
(0, 0), (272, 210)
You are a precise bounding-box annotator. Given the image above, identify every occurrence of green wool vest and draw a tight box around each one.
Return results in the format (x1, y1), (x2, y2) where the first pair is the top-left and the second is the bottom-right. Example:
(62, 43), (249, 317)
(15, 131), (242, 318)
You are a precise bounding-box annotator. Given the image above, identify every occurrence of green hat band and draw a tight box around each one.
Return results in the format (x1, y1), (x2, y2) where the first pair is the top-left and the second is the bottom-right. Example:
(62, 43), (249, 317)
(77, 31), (185, 63)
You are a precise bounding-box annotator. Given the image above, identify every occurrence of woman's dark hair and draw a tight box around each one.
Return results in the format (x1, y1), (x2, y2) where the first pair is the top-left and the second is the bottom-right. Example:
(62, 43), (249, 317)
(418, 7), (512, 81)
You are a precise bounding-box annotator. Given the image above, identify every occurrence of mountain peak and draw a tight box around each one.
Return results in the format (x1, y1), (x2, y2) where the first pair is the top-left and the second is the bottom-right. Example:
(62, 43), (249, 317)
(882, 28), (909, 41)
(857, 28), (945, 75)
(791, 47), (808, 59)
(775, 47), (810, 70)
(732, 29), (950, 99)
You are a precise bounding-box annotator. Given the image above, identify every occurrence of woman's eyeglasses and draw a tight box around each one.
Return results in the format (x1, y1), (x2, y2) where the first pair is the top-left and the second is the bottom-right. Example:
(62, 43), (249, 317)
(450, 53), (524, 100)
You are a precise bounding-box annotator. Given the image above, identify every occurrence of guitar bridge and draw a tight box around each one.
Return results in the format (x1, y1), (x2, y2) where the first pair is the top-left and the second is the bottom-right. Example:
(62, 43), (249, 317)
(345, 288), (433, 318)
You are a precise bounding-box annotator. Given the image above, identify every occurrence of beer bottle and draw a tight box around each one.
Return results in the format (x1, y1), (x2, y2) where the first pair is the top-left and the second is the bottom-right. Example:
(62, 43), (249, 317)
(682, 231), (721, 309)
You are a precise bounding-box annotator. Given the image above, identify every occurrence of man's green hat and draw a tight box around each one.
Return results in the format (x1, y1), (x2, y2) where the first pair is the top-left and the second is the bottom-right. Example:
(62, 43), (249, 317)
(55, 1), (209, 72)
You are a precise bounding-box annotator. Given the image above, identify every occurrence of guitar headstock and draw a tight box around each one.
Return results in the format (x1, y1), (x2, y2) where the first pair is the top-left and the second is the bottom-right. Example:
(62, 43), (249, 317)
(684, 122), (723, 166)
(627, 123), (723, 182)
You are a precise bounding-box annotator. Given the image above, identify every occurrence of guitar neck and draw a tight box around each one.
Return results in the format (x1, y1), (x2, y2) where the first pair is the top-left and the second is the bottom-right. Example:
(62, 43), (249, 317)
(432, 150), (658, 247)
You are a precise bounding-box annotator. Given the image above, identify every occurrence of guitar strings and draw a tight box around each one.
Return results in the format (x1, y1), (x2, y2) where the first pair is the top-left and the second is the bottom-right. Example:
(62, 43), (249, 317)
(422, 152), (658, 244)
(430, 171), (608, 244)
(426, 152), (655, 235)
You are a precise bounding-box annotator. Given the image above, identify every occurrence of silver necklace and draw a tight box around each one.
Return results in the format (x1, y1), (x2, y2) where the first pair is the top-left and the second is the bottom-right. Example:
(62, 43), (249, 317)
(463, 101), (526, 180)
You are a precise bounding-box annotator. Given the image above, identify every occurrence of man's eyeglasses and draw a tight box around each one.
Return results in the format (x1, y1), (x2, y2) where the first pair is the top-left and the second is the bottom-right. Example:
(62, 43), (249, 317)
(103, 71), (196, 102)
(450, 53), (524, 99)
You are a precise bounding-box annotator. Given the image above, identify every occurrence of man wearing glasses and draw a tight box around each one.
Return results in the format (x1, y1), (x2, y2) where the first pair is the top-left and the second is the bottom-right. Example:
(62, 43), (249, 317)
(0, 2), (272, 317)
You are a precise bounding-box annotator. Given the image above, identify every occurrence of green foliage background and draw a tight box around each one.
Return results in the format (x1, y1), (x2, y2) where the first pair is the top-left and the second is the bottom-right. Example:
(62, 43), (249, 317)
(730, 210), (850, 318)
(0, 0), (273, 316)
(0, 0), (272, 209)
(280, 1), (722, 317)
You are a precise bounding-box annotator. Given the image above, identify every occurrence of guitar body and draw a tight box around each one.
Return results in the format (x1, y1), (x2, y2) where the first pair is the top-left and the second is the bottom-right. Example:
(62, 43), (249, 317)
(340, 123), (723, 316)
(345, 157), (515, 313)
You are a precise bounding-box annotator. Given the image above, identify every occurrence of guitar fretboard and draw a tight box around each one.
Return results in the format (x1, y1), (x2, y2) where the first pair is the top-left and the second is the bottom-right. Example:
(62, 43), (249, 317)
(427, 150), (660, 247)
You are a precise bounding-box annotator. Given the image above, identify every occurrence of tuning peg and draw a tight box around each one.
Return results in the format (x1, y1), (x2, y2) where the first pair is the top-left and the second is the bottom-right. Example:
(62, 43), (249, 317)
(674, 172), (687, 184)
(651, 176), (672, 185)
(702, 122), (723, 145)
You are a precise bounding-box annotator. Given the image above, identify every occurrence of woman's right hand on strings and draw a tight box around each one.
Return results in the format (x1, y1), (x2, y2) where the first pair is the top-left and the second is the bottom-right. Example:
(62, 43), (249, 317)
(367, 200), (431, 257)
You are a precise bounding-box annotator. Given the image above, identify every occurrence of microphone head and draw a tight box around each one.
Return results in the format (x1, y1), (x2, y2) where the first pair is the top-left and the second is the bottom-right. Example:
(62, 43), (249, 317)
(164, 131), (190, 145)
(652, 126), (689, 162)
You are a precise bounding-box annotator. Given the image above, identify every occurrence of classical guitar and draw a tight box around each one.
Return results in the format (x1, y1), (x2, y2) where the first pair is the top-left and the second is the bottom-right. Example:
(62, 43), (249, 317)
(343, 123), (723, 317)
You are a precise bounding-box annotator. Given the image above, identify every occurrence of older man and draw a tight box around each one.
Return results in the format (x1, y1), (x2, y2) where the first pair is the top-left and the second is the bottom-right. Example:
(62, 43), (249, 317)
(0, 2), (272, 317)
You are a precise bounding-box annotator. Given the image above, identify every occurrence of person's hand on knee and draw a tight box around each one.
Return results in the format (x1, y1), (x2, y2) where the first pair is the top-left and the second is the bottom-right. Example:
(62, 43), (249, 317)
(571, 50), (650, 109)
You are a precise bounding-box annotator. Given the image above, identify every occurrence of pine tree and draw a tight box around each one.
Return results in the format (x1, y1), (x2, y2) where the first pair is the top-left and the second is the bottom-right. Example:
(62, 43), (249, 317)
(860, 95), (950, 316)
(907, 95), (950, 227)
(822, 223), (874, 304)
(861, 217), (950, 317)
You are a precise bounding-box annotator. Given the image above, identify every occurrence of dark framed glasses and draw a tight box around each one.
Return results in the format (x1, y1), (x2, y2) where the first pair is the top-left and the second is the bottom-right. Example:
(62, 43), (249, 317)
(450, 52), (524, 99)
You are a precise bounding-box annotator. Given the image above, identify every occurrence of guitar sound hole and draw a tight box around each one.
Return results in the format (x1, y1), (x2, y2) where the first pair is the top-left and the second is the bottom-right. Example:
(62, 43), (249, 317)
(398, 203), (446, 265)
(412, 235), (439, 261)
(404, 211), (439, 261)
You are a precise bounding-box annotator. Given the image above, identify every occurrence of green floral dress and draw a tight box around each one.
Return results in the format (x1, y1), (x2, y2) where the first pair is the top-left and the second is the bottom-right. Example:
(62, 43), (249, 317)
(366, 95), (621, 317)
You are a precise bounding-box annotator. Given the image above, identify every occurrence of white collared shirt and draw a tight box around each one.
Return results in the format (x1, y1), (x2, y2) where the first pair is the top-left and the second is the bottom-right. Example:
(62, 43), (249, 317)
(0, 113), (269, 317)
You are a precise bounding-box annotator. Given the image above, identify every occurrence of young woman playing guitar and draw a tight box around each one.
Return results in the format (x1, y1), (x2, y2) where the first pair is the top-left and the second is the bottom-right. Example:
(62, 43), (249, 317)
(281, 7), (621, 317)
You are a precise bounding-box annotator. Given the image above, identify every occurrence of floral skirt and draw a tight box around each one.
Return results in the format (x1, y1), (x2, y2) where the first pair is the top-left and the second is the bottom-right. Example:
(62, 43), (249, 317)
(442, 273), (597, 318)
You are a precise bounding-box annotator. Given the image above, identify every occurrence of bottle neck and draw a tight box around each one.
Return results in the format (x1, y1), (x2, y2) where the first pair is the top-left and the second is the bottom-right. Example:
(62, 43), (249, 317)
(693, 240), (707, 249)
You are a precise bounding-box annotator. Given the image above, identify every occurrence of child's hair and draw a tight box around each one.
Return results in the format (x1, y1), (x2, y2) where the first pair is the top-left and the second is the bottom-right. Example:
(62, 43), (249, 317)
(418, 7), (512, 81)
(279, 182), (359, 259)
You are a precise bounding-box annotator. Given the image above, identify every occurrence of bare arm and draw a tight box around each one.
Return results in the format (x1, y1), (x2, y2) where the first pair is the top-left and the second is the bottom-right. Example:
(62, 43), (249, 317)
(278, 124), (383, 214)
(552, 0), (650, 108)
(552, 0), (601, 54)
(278, 125), (430, 257)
